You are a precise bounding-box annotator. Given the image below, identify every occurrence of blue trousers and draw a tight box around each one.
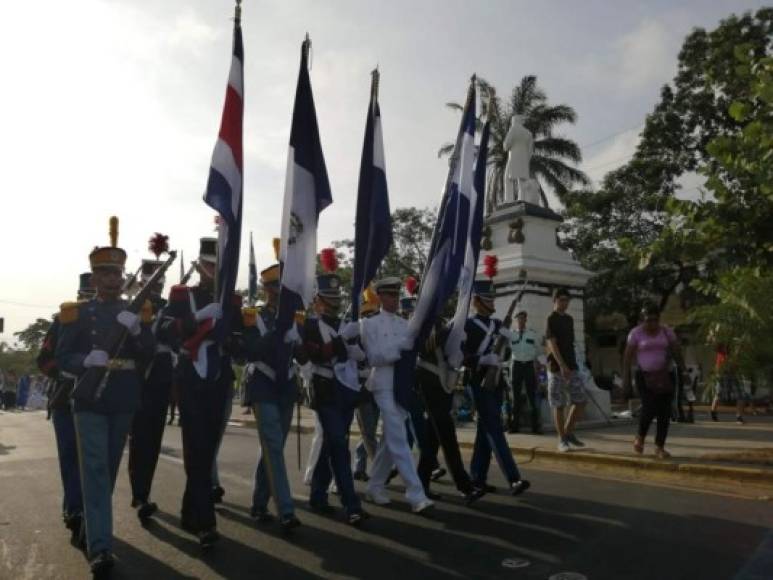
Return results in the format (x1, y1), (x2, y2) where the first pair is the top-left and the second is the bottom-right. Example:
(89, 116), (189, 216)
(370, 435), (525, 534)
(353, 397), (379, 474)
(51, 408), (83, 517)
(311, 384), (361, 514)
(74, 411), (133, 556)
(469, 383), (521, 485)
(252, 395), (295, 517)
(211, 382), (234, 487)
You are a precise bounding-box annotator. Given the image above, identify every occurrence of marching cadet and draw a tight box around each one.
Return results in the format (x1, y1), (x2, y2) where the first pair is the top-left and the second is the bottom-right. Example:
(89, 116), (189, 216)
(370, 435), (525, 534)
(127, 259), (176, 523)
(36, 272), (94, 545)
(351, 290), (380, 481)
(463, 281), (530, 496)
(55, 221), (156, 577)
(415, 318), (485, 504)
(352, 277), (433, 514)
(165, 237), (243, 549)
(302, 272), (368, 526)
(242, 258), (302, 531)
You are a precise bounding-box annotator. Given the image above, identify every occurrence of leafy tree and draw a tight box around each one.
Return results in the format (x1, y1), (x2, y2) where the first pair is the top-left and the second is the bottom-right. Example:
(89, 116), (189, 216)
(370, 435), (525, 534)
(13, 318), (52, 352)
(563, 9), (772, 328)
(332, 206), (436, 282)
(439, 75), (589, 206)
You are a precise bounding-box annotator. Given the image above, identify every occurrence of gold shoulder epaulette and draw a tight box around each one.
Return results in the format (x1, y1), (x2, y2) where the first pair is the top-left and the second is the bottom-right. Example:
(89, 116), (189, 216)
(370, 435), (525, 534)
(59, 302), (80, 325)
(140, 299), (153, 324)
(242, 307), (258, 327)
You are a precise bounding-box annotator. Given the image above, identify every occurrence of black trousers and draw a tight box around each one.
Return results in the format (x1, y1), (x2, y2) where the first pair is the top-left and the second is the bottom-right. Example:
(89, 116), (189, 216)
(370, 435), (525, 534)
(636, 371), (674, 447)
(178, 364), (229, 532)
(128, 367), (172, 503)
(416, 368), (474, 495)
(510, 361), (540, 431)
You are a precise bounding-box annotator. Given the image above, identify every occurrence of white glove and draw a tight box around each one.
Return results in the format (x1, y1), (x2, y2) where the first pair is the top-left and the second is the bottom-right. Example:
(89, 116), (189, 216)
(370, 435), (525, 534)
(284, 325), (301, 345)
(340, 321), (360, 340)
(116, 311), (141, 336)
(195, 302), (222, 322)
(499, 327), (515, 341)
(397, 336), (414, 351)
(83, 349), (109, 368)
(346, 344), (366, 362)
(479, 353), (501, 367)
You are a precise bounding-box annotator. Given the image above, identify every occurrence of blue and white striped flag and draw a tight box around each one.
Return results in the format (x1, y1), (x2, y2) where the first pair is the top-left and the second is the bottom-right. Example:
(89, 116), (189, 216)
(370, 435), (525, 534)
(445, 108), (491, 368)
(393, 77), (477, 409)
(277, 36), (332, 342)
(248, 231), (257, 305)
(351, 69), (392, 320)
(203, 3), (244, 341)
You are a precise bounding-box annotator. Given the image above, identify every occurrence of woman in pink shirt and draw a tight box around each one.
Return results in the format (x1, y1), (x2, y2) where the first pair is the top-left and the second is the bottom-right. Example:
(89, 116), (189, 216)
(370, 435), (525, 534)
(622, 305), (686, 458)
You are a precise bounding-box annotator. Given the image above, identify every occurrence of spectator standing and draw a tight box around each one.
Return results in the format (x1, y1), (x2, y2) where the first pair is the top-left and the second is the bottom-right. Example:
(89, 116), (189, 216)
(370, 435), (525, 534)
(3, 370), (18, 410)
(544, 288), (587, 452)
(622, 304), (686, 458)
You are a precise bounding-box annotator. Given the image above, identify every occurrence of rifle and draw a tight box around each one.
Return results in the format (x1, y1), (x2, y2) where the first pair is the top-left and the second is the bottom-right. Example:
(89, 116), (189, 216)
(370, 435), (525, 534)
(72, 251), (177, 403)
(180, 260), (198, 285)
(481, 276), (528, 391)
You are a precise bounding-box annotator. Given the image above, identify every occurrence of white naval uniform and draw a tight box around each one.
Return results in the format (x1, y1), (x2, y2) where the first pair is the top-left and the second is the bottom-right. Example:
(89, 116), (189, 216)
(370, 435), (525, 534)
(360, 310), (428, 507)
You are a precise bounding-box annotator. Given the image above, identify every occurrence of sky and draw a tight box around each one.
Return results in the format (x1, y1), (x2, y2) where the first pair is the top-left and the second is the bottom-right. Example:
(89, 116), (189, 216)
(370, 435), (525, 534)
(0, 0), (766, 343)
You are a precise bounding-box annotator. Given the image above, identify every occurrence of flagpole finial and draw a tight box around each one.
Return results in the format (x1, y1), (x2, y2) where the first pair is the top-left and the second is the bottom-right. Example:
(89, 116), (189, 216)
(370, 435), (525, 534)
(371, 67), (380, 103)
(302, 33), (312, 68)
(234, 0), (242, 22)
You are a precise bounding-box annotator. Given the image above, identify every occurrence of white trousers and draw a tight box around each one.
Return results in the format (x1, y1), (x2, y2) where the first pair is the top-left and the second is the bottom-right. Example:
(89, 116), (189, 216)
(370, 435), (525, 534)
(303, 414), (324, 485)
(367, 387), (427, 507)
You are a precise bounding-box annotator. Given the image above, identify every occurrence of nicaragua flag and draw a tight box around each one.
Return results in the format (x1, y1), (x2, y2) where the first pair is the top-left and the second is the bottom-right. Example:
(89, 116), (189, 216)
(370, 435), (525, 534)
(277, 36), (332, 341)
(203, 4), (243, 342)
(445, 110), (491, 368)
(351, 69), (392, 320)
(248, 232), (258, 305)
(392, 77), (476, 409)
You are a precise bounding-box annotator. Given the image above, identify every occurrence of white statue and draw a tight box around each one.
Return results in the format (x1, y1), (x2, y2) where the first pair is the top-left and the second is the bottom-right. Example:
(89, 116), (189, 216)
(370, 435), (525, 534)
(503, 115), (543, 206)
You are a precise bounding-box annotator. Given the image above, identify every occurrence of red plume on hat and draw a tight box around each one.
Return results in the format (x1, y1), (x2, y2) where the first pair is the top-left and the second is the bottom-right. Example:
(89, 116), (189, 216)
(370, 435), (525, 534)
(483, 254), (498, 279)
(320, 248), (338, 273)
(404, 275), (418, 296)
(148, 233), (170, 259)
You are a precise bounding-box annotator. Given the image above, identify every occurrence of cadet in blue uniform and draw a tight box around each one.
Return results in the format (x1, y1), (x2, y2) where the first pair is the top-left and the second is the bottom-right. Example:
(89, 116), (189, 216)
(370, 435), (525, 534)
(56, 226), (156, 577)
(36, 272), (93, 544)
(416, 319), (485, 504)
(463, 281), (530, 496)
(165, 238), (243, 549)
(302, 273), (367, 526)
(127, 260), (177, 523)
(242, 262), (301, 531)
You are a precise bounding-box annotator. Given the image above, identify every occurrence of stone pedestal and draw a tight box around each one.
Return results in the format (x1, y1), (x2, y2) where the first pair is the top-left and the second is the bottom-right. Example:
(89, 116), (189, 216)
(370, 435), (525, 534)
(480, 201), (611, 425)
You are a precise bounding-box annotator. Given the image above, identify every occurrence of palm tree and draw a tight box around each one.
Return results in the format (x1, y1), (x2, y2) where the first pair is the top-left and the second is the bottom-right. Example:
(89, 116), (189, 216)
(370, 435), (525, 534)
(439, 76), (589, 208)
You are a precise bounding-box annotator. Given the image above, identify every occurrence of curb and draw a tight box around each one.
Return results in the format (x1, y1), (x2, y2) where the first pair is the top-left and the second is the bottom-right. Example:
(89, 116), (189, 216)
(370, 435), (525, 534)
(229, 419), (773, 488)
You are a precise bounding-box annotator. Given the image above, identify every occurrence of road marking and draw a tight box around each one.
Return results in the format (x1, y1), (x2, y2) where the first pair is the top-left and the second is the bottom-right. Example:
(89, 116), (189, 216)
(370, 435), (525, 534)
(501, 557), (530, 569)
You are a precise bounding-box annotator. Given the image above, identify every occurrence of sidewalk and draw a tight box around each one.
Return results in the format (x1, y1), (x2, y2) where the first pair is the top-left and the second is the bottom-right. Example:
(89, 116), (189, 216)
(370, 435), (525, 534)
(228, 401), (773, 492)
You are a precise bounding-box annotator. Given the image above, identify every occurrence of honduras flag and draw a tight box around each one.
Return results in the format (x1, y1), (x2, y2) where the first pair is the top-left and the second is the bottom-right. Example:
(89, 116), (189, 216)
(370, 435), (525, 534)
(445, 109), (491, 368)
(351, 69), (392, 320)
(277, 36), (332, 343)
(392, 77), (477, 409)
(203, 4), (244, 342)
(248, 232), (258, 306)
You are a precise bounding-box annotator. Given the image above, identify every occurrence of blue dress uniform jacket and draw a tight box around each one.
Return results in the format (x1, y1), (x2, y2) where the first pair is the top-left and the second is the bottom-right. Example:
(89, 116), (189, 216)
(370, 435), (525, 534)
(462, 315), (503, 387)
(242, 306), (298, 404)
(56, 299), (156, 414)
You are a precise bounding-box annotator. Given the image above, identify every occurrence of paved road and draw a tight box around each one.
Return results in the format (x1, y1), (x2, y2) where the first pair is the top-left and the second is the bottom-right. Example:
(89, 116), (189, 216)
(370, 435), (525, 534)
(1, 410), (771, 579)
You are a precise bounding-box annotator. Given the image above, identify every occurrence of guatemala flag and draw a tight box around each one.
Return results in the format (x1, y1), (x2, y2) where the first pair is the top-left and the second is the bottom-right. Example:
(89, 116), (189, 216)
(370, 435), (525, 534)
(248, 232), (258, 305)
(277, 36), (333, 342)
(392, 77), (477, 408)
(203, 4), (244, 342)
(445, 109), (491, 368)
(351, 69), (392, 320)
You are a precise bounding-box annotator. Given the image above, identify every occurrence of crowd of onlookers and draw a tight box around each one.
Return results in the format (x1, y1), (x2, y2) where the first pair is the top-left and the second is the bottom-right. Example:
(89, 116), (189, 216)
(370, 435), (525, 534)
(0, 369), (49, 411)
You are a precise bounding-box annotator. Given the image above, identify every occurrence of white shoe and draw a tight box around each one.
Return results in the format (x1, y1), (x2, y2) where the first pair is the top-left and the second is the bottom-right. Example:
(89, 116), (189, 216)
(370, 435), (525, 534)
(411, 499), (434, 514)
(365, 491), (391, 506)
(557, 439), (570, 453)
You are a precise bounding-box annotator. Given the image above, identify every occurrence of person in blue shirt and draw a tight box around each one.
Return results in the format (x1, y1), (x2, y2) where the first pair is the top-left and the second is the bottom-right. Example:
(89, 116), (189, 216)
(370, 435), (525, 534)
(56, 229), (156, 577)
